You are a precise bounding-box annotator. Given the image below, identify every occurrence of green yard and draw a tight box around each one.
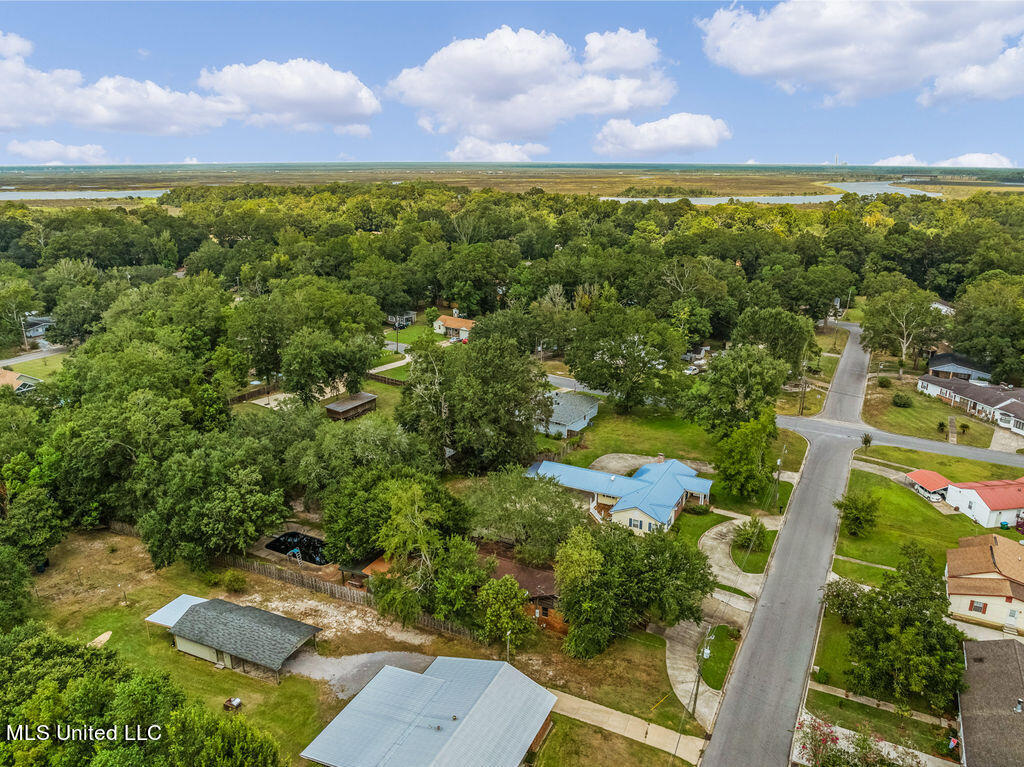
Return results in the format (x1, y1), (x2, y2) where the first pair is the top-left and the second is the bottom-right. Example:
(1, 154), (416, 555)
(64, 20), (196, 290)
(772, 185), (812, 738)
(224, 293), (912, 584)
(710, 480), (793, 517)
(776, 387), (825, 417)
(562, 406), (717, 469)
(772, 429), (808, 473)
(7, 351), (68, 380)
(384, 320), (439, 349)
(231, 401), (272, 415)
(534, 713), (691, 767)
(812, 612), (851, 688)
(862, 379), (993, 448)
(732, 530), (778, 574)
(699, 625), (739, 690)
(855, 445), (1022, 482)
(361, 380), (402, 417)
(835, 471), (1022, 570)
(671, 510), (730, 547)
(841, 296), (865, 323)
(374, 350), (404, 366)
(816, 324), (850, 355)
(830, 558), (890, 589)
(804, 690), (952, 758)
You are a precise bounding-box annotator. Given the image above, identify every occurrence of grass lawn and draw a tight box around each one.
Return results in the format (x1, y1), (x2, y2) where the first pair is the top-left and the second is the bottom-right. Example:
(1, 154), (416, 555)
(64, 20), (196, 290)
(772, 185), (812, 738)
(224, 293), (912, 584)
(524, 630), (703, 737)
(8, 351), (68, 380)
(831, 558), (890, 589)
(731, 531), (778, 574)
(562, 406), (716, 469)
(816, 324), (850, 355)
(699, 625), (739, 690)
(836, 471), (1022, 570)
(374, 350), (404, 366)
(716, 583), (755, 600)
(862, 378), (993, 448)
(772, 429), (808, 473)
(776, 387), (825, 417)
(534, 713), (691, 767)
(812, 612), (851, 688)
(384, 321), (438, 348)
(543, 358), (571, 376)
(854, 445), (1022, 482)
(812, 354), (840, 383)
(841, 296), (865, 323)
(381, 361), (411, 381)
(805, 690), (952, 758)
(709, 480), (793, 516)
(361, 380), (402, 417)
(536, 433), (564, 454)
(671, 510), (730, 547)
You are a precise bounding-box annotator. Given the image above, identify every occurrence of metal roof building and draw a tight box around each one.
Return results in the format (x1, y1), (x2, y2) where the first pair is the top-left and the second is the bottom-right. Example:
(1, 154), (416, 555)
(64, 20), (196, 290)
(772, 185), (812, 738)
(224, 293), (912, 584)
(301, 657), (556, 767)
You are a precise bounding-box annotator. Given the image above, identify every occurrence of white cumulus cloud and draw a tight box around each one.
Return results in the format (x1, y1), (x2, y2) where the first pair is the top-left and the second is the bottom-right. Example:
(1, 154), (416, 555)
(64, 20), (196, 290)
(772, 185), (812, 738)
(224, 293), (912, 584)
(583, 28), (660, 72)
(937, 152), (1015, 168)
(446, 137), (549, 162)
(697, 1), (1024, 105)
(387, 25), (674, 145)
(873, 154), (926, 166)
(7, 138), (108, 164)
(198, 58), (380, 131)
(922, 42), (1024, 104)
(0, 30), (379, 135)
(593, 112), (731, 157)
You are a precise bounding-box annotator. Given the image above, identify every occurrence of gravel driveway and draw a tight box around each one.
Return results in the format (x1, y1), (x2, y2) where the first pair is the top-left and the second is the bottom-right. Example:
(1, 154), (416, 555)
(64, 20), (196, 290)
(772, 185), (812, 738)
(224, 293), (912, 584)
(285, 649), (434, 698)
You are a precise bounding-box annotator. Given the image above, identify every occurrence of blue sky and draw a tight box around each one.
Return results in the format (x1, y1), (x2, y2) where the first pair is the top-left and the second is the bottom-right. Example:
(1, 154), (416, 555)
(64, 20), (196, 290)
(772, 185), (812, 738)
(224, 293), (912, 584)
(1, 1), (1023, 167)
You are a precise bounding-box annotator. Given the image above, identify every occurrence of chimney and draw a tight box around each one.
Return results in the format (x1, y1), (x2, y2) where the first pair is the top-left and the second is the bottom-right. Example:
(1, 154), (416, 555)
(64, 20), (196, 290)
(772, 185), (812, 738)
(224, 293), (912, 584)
(656, 453), (665, 463)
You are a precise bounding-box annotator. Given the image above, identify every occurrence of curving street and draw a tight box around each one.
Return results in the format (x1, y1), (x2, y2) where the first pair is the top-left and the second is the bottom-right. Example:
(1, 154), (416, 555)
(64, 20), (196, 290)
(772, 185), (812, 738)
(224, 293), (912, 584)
(702, 322), (1024, 767)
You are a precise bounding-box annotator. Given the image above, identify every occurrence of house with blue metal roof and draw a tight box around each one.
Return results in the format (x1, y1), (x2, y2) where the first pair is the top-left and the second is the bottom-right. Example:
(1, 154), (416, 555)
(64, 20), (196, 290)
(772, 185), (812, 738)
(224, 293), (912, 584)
(530, 456), (711, 533)
(300, 657), (555, 767)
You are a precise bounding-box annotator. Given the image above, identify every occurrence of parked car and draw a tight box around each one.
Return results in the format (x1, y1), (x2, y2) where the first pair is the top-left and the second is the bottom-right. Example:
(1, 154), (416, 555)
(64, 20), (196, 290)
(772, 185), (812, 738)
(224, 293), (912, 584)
(684, 365), (700, 375)
(913, 485), (944, 503)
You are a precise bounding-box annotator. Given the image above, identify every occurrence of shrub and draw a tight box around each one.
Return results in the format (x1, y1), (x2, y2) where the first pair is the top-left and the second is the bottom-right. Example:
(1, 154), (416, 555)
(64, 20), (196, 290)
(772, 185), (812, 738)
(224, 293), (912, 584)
(877, 376), (893, 389)
(686, 503), (712, 516)
(733, 518), (768, 552)
(891, 392), (912, 408)
(834, 491), (879, 537)
(861, 432), (872, 448)
(202, 572), (221, 587)
(937, 420), (947, 433)
(959, 422), (970, 434)
(223, 571), (247, 593)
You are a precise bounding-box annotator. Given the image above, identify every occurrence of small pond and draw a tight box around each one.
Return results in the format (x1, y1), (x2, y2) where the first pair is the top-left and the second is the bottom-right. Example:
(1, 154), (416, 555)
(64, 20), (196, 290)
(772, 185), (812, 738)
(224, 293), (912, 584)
(265, 531), (328, 566)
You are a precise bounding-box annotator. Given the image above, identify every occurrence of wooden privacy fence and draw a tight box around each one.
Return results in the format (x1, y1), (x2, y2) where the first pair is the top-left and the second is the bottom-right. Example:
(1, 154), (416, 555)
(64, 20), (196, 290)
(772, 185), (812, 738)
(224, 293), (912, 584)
(366, 372), (406, 387)
(105, 523), (473, 639)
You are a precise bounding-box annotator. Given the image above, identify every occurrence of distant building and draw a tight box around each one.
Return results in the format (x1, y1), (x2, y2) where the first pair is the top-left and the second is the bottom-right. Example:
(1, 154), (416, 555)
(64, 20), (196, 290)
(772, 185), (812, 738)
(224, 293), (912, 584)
(432, 314), (475, 340)
(487, 553), (565, 633)
(301, 657), (555, 767)
(529, 455), (711, 533)
(537, 390), (599, 437)
(959, 639), (1024, 767)
(926, 352), (990, 381)
(324, 392), (377, 421)
(947, 535), (1024, 636)
(387, 310), (416, 327)
(930, 299), (955, 317)
(0, 369), (41, 394)
(145, 595), (321, 680)
(23, 315), (53, 339)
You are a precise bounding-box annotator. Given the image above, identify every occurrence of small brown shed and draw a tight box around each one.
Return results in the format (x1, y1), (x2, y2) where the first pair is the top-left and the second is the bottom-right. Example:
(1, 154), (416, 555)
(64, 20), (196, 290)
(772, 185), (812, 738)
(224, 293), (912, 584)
(324, 392), (377, 421)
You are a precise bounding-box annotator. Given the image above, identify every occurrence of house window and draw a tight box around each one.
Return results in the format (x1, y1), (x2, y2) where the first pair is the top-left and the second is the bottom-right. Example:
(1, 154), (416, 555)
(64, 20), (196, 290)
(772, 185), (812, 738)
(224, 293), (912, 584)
(967, 501), (973, 510)
(648, 522), (655, 532)
(969, 600), (987, 614)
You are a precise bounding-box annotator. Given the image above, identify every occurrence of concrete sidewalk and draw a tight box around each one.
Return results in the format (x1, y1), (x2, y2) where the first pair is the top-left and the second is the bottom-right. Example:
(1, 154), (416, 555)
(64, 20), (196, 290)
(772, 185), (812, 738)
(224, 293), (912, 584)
(548, 689), (705, 764)
(369, 354), (409, 374)
(807, 681), (948, 726)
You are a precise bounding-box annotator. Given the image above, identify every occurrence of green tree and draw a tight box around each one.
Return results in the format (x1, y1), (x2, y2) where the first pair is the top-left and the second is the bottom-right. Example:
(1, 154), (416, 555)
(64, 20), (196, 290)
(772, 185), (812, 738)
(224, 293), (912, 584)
(467, 467), (587, 567)
(731, 306), (815, 373)
(1, 485), (67, 566)
(685, 345), (788, 437)
(397, 335), (551, 471)
(861, 287), (945, 377)
(713, 411), (777, 500)
(565, 293), (685, 412)
(0, 545), (31, 631)
(432, 535), (492, 625)
(0, 276), (41, 350)
(732, 517), (769, 552)
(846, 543), (965, 710)
(834, 491), (879, 537)
(476, 575), (535, 653)
(949, 273), (1024, 383)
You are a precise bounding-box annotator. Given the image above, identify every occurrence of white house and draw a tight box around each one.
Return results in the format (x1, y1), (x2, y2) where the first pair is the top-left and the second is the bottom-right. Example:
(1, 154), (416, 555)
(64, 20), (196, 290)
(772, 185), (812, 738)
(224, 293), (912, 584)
(926, 352), (990, 381)
(945, 478), (1024, 528)
(917, 374), (1024, 437)
(946, 534), (1024, 637)
(432, 314), (475, 340)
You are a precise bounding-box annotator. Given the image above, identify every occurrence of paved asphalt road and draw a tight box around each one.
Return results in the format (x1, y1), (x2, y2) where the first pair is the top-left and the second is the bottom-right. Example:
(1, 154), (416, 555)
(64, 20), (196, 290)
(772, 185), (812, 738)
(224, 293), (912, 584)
(702, 322), (1024, 767)
(0, 345), (65, 369)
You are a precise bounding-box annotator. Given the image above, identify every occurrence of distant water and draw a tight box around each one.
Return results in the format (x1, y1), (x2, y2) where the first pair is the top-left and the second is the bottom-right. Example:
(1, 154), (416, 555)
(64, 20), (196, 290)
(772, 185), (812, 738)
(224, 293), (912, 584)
(0, 189), (168, 200)
(603, 181), (942, 206)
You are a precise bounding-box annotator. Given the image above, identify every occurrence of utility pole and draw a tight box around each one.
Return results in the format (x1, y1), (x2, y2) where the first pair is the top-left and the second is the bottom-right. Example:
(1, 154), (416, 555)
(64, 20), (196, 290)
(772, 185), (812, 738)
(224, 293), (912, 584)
(691, 630), (712, 712)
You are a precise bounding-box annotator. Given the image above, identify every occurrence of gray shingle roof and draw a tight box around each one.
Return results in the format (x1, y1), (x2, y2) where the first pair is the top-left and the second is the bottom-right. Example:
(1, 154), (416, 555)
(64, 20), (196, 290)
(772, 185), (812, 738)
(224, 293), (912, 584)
(961, 639), (1024, 767)
(919, 375), (1024, 409)
(170, 598), (320, 670)
(547, 390), (599, 426)
(301, 657), (556, 767)
(927, 352), (990, 375)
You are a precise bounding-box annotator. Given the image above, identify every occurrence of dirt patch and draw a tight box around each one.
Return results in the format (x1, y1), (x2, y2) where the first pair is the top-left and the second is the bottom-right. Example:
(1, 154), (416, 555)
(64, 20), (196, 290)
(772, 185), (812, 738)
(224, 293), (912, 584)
(588, 453), (713, 475)
(236, 592), (431, 648)
(285, 648), (434, 697)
